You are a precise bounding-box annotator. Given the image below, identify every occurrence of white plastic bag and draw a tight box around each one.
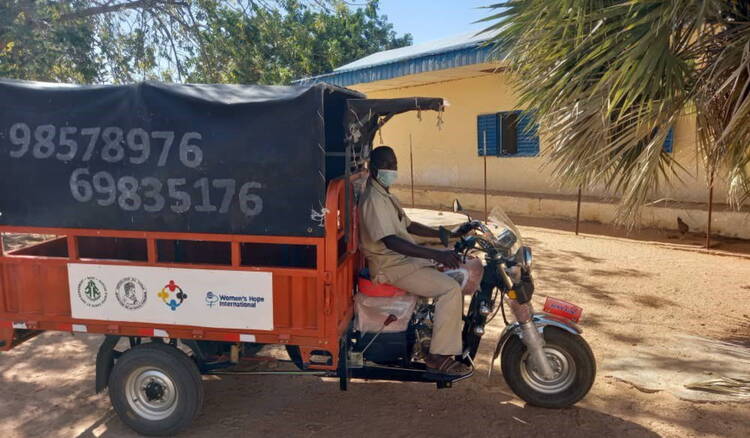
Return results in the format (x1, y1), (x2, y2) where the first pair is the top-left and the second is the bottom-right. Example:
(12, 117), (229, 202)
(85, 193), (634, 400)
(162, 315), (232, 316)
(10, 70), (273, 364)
(442, 268), (468, 289)
(354, 292), (417, 333)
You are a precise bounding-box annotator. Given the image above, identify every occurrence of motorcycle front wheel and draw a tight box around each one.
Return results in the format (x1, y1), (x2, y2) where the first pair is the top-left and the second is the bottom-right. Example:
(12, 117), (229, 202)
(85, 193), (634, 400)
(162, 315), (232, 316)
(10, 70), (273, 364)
(501, 326), (595, 408)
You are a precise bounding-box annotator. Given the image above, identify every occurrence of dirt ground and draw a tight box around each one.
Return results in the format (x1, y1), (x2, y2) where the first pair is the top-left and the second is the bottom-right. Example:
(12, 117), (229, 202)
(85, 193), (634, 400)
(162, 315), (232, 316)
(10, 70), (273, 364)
(1, 219), (749, 438)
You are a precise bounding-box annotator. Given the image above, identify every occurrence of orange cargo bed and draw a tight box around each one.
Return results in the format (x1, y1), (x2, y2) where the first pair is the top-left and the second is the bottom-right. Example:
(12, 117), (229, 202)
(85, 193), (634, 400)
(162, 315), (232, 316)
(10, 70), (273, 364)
(0, 178), (357, 370)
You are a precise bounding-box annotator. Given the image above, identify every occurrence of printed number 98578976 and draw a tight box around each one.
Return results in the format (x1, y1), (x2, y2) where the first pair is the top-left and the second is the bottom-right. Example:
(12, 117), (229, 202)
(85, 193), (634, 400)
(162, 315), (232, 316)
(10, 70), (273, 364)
(7, 123), (202, 168)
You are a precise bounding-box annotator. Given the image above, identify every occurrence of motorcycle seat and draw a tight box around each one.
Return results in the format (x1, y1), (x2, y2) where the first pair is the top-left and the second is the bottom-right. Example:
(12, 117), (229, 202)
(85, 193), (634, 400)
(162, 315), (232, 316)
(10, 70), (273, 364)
(357, 268), (406, 297)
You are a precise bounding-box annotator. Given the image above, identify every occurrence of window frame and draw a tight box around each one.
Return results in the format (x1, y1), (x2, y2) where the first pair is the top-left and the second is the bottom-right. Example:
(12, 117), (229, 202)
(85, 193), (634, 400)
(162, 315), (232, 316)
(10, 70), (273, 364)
(476, 110), (540, 158)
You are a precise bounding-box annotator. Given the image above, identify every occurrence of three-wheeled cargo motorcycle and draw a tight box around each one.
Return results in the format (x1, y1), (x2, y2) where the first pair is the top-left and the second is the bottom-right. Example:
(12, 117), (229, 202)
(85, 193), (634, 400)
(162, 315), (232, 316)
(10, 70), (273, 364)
(0, 79), (595, 436)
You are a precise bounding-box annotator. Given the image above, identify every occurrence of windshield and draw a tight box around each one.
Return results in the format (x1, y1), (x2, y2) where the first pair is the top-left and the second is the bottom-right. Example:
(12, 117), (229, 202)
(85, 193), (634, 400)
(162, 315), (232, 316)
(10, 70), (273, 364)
(483, 206), (522, 255)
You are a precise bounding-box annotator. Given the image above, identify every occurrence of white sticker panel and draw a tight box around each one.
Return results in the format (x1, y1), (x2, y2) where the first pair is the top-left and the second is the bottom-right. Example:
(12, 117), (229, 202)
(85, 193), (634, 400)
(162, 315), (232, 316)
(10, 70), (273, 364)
(68, 264), (273, 331)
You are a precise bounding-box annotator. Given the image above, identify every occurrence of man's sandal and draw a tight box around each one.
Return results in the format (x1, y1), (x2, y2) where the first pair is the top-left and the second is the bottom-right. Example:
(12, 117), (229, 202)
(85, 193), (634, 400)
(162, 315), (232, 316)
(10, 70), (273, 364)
(425, 356), (473, 378)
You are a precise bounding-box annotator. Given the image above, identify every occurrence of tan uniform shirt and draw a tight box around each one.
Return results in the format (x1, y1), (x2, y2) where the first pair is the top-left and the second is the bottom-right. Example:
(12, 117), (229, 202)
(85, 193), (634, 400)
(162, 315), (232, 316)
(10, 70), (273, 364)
(359, 178), (433, 284)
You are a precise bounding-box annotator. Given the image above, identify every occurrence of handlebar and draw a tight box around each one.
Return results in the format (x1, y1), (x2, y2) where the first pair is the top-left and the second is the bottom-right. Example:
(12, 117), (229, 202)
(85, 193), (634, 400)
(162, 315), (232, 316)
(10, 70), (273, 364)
(440, 221), (482, 245)
(440, 220), (496, 255)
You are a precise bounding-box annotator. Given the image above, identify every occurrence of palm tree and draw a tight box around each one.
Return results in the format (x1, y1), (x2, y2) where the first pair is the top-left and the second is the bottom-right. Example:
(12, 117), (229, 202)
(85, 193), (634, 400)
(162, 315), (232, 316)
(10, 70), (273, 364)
(482, 1), (750, 228)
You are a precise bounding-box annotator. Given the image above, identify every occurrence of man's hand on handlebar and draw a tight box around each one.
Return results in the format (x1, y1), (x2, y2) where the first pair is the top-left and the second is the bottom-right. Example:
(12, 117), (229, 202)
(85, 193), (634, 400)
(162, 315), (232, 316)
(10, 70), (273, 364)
(452, 220), (479, 238)
(432, 249), (461, 270)
(382, 235), (461, 269)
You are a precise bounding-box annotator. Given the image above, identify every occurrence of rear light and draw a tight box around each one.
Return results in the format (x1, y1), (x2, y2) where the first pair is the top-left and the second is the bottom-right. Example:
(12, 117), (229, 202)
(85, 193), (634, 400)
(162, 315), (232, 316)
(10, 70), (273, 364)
(543, 297), (583, 323)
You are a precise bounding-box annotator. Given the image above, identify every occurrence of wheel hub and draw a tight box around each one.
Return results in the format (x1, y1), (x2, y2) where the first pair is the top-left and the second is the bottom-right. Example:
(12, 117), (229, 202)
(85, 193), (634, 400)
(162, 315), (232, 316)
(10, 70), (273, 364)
(520, 346), (576, 394)
(144, 380), (166, 402)
(125, 367), (179, 421)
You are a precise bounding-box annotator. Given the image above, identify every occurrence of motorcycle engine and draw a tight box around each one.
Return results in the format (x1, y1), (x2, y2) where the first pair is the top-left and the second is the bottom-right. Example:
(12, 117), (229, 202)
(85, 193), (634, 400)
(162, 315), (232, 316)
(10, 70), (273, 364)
(411, 301), (434, 362)
(354, 299), (434, 366)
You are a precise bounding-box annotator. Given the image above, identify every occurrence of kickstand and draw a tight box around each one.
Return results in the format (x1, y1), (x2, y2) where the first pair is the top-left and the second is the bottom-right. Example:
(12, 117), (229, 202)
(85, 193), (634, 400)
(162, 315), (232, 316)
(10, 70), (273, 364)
(465, 354), (476, 371)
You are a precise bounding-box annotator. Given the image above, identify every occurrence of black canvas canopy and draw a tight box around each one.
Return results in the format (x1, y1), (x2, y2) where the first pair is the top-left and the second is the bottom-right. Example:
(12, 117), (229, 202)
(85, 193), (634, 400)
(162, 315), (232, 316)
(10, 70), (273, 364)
(0, 79), (444, 236)
(0, 79), (362, 236)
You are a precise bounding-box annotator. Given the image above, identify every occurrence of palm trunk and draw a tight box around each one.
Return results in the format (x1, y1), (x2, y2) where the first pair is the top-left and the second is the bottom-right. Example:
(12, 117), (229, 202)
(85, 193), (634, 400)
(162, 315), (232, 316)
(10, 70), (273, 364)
(575, 186), (582, 235)
(706, 171), (714, 250)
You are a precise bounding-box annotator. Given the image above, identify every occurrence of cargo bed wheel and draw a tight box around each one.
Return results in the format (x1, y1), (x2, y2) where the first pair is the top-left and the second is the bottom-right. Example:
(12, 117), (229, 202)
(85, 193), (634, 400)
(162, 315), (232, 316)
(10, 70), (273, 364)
(109, 342), (204, 436)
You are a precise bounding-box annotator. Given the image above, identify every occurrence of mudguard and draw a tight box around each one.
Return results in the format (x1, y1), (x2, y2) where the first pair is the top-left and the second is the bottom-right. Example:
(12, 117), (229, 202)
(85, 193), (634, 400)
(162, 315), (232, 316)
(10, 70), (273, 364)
(488, 312), (582, 378)
(95, 335), (121, 393)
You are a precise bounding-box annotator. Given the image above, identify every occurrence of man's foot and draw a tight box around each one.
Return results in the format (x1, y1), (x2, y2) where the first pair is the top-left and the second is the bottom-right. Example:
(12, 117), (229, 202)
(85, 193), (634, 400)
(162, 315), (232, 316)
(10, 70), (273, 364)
(424, 354), (472, 377)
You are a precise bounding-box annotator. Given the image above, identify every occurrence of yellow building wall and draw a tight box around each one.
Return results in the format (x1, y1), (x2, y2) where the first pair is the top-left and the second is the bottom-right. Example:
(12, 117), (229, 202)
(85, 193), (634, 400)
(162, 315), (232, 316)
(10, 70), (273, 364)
(352, 73), (719, 205)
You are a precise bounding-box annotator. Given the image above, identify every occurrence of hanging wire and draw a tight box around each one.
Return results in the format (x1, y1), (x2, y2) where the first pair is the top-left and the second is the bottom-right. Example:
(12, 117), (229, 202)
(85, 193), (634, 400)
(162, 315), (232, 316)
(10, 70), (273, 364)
(436, 104), (445, 130)
(486, 287), (508, 325)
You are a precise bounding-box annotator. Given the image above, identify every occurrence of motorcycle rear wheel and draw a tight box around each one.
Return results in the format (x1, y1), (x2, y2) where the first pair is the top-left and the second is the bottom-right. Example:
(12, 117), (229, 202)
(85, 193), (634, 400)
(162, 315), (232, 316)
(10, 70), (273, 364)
(501, 327), (595, 408)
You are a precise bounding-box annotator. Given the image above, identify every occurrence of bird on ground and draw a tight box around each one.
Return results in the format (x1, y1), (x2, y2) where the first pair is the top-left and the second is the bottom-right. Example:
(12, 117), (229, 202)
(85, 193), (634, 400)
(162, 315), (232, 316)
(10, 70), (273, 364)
(677, 217), (690, 237)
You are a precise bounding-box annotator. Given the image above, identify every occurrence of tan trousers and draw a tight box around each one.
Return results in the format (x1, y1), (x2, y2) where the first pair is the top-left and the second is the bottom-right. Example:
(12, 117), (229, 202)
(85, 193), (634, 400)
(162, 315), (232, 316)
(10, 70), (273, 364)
(391, 267), (463, 355)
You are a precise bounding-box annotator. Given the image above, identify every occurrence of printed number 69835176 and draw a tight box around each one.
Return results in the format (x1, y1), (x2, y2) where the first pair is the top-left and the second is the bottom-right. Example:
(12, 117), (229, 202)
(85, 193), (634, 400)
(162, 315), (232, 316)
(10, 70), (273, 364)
(69, 169), (262, 216)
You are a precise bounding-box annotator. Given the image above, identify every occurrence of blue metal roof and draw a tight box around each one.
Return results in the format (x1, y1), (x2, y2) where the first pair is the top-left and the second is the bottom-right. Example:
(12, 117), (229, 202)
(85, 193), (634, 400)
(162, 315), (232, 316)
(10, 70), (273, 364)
(294, 31), (499, 88)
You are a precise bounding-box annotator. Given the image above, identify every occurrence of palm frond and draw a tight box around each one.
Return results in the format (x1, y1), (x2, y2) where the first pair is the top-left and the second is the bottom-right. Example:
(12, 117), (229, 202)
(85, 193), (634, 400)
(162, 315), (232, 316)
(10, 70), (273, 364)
(483, 0), (749, 225)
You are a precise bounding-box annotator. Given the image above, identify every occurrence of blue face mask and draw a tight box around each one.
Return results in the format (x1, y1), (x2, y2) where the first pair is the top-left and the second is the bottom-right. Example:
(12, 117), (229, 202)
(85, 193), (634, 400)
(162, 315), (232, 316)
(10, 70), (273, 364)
(376, 169), (398, 187)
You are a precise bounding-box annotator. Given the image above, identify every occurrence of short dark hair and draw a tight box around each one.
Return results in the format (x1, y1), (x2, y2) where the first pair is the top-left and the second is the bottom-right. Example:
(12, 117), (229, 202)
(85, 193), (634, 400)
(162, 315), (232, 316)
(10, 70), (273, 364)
(370, 146), (395, 171)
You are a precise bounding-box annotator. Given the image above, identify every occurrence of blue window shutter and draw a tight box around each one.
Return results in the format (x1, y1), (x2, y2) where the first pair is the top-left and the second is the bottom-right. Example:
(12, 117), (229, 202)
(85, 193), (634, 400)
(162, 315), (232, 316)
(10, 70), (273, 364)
(477, 114), (499, 156)
(515, 111), (540, 156)
(663, 127), (674, 153)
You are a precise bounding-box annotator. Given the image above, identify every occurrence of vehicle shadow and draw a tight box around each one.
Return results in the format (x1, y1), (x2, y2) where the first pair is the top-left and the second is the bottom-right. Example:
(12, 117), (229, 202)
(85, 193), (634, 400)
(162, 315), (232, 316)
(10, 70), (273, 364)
(74, 375), (664, 438)
(0, 333), (659, 438)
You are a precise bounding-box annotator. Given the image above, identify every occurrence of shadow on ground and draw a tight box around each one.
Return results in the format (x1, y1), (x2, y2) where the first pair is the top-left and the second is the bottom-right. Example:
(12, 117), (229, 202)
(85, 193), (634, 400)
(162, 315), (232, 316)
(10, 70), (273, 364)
(74, 375), (661, 438)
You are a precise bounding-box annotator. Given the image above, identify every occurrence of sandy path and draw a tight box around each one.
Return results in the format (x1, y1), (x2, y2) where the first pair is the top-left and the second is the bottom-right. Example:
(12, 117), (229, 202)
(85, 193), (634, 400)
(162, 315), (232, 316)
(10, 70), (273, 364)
(1, 224), (749, 438)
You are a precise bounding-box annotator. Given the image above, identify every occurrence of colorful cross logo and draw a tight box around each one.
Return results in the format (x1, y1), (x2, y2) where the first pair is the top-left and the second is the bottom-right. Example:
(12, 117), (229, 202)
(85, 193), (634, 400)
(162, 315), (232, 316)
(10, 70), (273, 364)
(158, 280), (188, 311)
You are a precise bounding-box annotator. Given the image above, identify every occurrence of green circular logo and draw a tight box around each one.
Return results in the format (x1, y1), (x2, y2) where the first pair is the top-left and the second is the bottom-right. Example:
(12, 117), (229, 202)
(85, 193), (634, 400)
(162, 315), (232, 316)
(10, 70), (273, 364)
(77, 277), (107, 307)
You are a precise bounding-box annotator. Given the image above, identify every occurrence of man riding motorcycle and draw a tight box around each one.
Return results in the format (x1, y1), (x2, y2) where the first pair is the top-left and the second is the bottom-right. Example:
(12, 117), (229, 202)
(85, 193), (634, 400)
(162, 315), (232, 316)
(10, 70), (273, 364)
(358, 146), (480, 378)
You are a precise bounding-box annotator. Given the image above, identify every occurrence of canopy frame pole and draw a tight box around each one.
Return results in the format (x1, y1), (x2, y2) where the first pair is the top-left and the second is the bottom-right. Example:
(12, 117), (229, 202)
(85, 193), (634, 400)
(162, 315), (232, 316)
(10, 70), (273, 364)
(409, 133), (415, 208)
(483, 131), (488, 222)
(344, 144), (352, 247)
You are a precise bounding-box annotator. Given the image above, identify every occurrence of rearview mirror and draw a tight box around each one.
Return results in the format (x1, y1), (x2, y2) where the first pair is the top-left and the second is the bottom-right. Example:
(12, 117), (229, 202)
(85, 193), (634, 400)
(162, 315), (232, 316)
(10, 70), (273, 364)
(520, 246), (532, 269)
(452, 199), (463, 213)
(452, 199), (471, 221)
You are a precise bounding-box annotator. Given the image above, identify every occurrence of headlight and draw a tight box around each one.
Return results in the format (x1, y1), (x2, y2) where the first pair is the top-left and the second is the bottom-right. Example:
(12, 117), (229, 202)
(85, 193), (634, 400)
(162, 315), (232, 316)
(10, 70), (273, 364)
(495, 228), (517, 252)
